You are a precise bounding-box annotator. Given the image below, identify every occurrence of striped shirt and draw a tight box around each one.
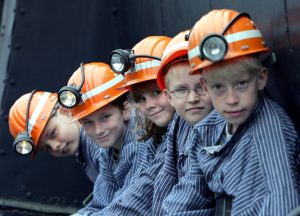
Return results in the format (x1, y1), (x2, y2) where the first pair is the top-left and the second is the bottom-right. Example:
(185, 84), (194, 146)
(76, 117), (140, 215)
(162, 118), (215, 216)
(174, 96), (300, 215)
(90, 115), (176, 216)
(77, 128), (102, 183)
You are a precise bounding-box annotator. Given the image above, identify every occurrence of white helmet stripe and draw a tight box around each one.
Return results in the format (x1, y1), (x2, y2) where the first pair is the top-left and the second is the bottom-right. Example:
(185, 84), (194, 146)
(188, 29), (264, 60)
(162, 41), (188, 59)
(131, 60), (161, 73)
(188, 46), (200, 61)
(224, 29), (262, 43)
(28, 92), (50, 134)
(82, 74), (124, 101)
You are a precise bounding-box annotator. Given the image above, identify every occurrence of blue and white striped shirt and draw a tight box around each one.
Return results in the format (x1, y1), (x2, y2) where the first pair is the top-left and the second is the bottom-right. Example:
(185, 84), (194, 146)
(162, 117), (215, 216)
(77, 128), (102, 183)
(76, 117), (140, 215)
(168, 96), (300, 215)
(91, 115), (176, 216)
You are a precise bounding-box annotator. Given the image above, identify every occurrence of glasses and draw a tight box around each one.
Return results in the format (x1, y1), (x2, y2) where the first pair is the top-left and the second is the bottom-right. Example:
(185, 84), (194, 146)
(169, 86), (206, 98)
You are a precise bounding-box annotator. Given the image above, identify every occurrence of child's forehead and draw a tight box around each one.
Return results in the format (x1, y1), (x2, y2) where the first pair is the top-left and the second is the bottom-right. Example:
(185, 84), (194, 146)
(166, 62), (199, 84)
(203, 64), (254, 82)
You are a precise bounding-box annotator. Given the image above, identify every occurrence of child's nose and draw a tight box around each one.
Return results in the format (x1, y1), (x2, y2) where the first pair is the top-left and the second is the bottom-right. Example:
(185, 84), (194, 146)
(188, 89), (200, 102)
(226, 89), (239, 105)
(48, 140), (61, 151)
(94, 122), (105, 135)
(145, 97), (156, 110)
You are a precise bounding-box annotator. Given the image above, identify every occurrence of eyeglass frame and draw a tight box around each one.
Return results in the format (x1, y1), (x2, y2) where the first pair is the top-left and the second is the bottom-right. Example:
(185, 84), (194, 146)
(169, 86), (206, 98)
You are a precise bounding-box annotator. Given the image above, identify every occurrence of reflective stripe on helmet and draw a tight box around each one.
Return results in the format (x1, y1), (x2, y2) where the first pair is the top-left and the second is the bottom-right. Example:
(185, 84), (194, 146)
(162, 41), (188, 59)
(188, 29), (264, 61)
(188, 44), (201, 61)
(224, 29), (262, 43)
(28, 92), (51, 134)
(130, 60), (161, 73)
(82, 74), (124, 101)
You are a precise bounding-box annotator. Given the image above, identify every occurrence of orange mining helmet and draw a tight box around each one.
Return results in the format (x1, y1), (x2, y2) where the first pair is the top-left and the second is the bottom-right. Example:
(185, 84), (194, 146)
(66, 62), (128, 121)
(9, 91), (58, 155)
(188, 9), (269, 72)
(157, 30), (190, 90)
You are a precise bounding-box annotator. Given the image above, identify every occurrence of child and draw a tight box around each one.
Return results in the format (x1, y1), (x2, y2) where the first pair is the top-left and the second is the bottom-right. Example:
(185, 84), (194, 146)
(8, 90), (101, 183)
(61, 62), (141, 215)
(154, 30), (215, 215)
(172, 9), (300, 215)
(93, 35), (175, 215)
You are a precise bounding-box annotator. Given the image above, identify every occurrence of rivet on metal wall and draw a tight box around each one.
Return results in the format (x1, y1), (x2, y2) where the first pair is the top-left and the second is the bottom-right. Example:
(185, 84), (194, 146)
(0, 149), (6, 157)
(26, 191), (33, 199)
(10, 78), (16, 85)
(19, 8), (26, 15)
(14, 43), (21, 50)
(4, 114), (9, 122)
(111, 7), (118, 16)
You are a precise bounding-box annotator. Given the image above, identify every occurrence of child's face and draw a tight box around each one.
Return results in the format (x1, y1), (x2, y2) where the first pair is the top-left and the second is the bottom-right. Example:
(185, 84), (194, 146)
(134, 80), (175, 127)
(79, 103), (127, 149)
(165, 62), (213, 125)
(202, 63), (267, 133)
(39, 110), (81, 157)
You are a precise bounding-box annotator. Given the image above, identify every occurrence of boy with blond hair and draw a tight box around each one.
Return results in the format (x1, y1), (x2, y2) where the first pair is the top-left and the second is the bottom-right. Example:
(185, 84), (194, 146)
(165, 9), (300, 215)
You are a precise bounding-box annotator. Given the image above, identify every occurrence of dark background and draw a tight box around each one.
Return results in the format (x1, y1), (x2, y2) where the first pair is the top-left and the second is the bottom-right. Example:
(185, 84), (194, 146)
(0, 0), (299, 215)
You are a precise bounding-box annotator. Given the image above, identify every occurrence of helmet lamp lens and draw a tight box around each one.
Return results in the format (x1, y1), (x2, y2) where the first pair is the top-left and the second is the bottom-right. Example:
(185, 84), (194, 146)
(15, 140), (33, 155)
(111, 53), (125, 73)
(60, 90), (77, 108)
(201, 35), (227, 62)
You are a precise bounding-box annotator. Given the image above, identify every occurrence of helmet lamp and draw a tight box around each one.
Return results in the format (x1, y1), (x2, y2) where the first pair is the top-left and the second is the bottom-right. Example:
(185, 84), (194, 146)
(200, 35), (228, 62)
(13, 132), (34, 155)
(58, 63), (85, 108)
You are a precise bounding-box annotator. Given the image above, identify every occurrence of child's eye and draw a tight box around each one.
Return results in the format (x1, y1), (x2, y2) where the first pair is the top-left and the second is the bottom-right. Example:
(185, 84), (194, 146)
(100, 115), (111, 121)
(135, 97), (146, 104)
(153, 90), (162, 96)
(50, 129), (56, 139)
(212, 84), (224, 90)
(175, 88), (188, 93)
(237, 80), (248, 88)
(83, 120), (93, 126)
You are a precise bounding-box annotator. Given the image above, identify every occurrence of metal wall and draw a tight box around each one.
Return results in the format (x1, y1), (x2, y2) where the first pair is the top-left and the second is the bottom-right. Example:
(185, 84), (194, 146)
(0, 0), (299, 214)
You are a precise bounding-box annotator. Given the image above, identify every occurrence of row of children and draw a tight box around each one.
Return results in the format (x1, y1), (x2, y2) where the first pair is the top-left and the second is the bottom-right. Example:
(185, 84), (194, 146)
(8, 9), (300, 215)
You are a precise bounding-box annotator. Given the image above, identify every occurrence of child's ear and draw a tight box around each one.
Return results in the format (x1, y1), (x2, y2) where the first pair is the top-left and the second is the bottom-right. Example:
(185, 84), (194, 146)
(122, 101), (131, 122)
(164, 89), (174, 107)
(258, 68), (268, 90)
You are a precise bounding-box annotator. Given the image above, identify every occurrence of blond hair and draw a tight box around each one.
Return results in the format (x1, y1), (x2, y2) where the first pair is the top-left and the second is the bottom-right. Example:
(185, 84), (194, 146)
(164, 59), (190, 90)
(202, 56), (263, 80)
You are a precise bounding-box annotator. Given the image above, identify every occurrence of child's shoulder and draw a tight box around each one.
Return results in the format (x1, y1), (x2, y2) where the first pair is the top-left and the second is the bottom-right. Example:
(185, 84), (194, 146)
(258, 96), (294, 125)
(253, 96), (298, 140)
(194, 109), (225, 128)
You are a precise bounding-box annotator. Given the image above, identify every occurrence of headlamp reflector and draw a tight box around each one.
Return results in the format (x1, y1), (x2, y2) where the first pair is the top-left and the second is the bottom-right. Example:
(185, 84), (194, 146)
(59, 88), (80, 108)
(200, 35), (228, 62)
(111, 52), (125, 73)
(109, 49), (131, 74)
(13, 133), (34, 155)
